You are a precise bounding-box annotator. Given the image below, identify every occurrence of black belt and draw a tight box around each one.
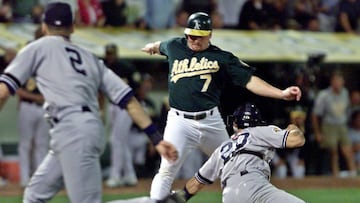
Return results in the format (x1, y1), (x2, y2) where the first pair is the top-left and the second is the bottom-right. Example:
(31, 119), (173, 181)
(240, 170), (249, 176)
(176, 110), (213, 120)
(52, 106), (91, 123)
(233, 149), (264, 160)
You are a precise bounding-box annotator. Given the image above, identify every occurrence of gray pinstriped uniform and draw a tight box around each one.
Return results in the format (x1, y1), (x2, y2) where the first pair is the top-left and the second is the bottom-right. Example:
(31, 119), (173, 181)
(195, 125), (305, 203)
(0, 35), (132, 203)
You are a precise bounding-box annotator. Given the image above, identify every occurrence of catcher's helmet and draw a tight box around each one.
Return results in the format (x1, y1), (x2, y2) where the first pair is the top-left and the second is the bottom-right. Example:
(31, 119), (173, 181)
(184, 12), (212, 36)
(228, 103), (266, 129)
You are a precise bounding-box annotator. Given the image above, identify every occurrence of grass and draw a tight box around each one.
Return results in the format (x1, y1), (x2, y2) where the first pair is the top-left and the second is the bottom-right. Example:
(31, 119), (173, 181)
(2, 188), (360, 203)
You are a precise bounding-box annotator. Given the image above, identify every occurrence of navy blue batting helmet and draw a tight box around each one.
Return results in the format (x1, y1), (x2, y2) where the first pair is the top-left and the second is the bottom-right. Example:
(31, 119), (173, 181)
(228, 103), (266, 129)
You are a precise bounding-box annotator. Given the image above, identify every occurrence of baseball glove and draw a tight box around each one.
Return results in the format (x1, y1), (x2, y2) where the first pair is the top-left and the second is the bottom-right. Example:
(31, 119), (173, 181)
(159, 190), (187, 203)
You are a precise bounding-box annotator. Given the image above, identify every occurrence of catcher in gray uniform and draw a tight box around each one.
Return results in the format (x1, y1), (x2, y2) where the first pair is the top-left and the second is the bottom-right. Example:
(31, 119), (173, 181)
(0, 2), (177, 203)
(169, 103), (306, 203)
(106, 103), (305, 203)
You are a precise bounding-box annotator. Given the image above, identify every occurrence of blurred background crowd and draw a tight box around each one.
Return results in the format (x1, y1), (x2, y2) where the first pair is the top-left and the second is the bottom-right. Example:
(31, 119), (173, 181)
(0, 0), (360, 188)
(0, 0), (359, 33)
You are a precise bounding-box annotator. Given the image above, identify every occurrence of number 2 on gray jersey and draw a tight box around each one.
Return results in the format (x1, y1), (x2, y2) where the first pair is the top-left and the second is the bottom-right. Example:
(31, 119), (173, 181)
(65, 47), (87, 76)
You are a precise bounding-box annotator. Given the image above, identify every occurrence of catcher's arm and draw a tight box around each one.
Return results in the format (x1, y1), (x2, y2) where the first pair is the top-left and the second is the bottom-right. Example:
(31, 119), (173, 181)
(162, 177), (206, 203)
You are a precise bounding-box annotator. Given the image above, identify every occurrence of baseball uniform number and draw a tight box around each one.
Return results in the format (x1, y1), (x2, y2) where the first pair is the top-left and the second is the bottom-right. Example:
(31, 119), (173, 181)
(65, 47), (87, 76)
(220, 132), (250, 164)
(200, 74), (212, 92)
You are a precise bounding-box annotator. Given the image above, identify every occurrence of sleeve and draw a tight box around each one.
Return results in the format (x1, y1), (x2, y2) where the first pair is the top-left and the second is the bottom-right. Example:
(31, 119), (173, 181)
(253, 126), (290, 148)
(98, 61), (133, 107)
(226, 55), (254, 87)
(159, 38), (175, 56)
(0, 45), (38, 95)
(195, 147), (223, 184)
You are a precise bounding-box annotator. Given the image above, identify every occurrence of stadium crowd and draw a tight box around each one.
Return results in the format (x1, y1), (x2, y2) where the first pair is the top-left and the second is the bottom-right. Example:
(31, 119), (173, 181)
(0, 0), (359, 33)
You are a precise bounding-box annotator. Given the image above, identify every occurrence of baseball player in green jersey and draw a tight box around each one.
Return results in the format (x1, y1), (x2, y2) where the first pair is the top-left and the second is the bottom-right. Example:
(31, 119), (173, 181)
(0, 2), (177, 203)
(142, 12), (302, 201)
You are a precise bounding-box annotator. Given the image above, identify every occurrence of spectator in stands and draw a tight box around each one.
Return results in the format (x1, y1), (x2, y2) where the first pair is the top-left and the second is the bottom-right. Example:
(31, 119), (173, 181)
(292, 0), (319, 31)
(210, 10), (224, 29)
(78, 0), (106, 27)
(268, 0), (289, 30)
(237, 0), (274, 30)
(217, 0), (247, 29)
(350, 90), (360, 114)
(12, 0), (43, 23)
(101, 0), (128, 27)
(312, 70), (357, 177)
(175, 9), (189, 28)
(335, 0), (360, 33)
(181, 0), (217, 15)
(143, 0), (179, 30)
(348, 110), (360, 174)
(317, 0), (340, 32)
(125, 0), (146, 28)
(0, 0), (12, 23)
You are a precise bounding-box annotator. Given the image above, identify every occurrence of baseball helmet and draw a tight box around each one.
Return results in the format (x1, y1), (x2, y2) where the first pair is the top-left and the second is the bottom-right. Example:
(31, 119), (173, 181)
(184, 12), (212, 37)
(228, 103), (266, 129)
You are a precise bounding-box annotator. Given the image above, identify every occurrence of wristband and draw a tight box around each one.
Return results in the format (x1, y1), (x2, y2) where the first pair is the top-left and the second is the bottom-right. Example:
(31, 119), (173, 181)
(144, 123), (162, 146)
(183, 187), (194, 201)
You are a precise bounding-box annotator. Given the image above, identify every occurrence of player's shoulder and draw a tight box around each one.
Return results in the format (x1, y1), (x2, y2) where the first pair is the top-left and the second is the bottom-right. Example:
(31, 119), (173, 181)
(254, 125), (282, 132)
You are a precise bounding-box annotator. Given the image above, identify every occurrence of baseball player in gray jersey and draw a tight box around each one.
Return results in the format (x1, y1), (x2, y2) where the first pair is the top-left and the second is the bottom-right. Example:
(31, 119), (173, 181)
(169, 103), (305, 203)
(0, 2), (177, 203)
(105, 103), (305, 203)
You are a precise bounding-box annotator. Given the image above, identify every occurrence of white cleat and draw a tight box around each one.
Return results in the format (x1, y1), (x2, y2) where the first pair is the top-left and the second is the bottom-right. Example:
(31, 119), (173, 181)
(105, 178), (125, 188)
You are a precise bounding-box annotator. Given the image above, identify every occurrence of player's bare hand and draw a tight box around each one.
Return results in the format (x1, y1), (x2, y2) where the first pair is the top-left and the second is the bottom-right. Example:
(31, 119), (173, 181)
(155, 140), (178, 162)
(281, 86), (302, 101)
(141, 41), (160, 55)
(141, 43), (155, 55)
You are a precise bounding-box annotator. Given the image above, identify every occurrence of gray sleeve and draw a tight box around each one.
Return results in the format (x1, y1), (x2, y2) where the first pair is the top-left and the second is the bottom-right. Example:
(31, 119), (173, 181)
(196, 147), (223, 184)
(252, 126), (289, 148)
(1, 44), (39, 93)
(98, 61), (132, 104)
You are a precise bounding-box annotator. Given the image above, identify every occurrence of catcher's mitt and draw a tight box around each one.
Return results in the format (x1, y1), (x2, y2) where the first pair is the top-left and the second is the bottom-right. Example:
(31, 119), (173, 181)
(159, 190), (187, 203)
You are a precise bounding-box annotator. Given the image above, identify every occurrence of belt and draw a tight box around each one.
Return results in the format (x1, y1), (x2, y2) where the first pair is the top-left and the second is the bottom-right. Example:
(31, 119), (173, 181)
(240, 170), (249, 176)
(233, 149), (264, 160)
(46, 105), (91, 125)
(175, 110), (214, 120)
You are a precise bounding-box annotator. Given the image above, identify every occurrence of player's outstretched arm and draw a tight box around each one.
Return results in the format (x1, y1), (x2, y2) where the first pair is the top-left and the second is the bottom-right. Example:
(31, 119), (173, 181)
(0, 83), (10, 111)
(246, 76), (302, 101)
(125, 96), (178, 162)
(285, 124), (305, 148)
(141, 41), (161, 55)
(17, 88), (45, 105)
(162, 177), (206, 203)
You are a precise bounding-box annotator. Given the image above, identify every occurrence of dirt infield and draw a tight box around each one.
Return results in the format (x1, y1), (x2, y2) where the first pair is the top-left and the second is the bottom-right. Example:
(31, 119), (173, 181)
(1, 176), (360, 196)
